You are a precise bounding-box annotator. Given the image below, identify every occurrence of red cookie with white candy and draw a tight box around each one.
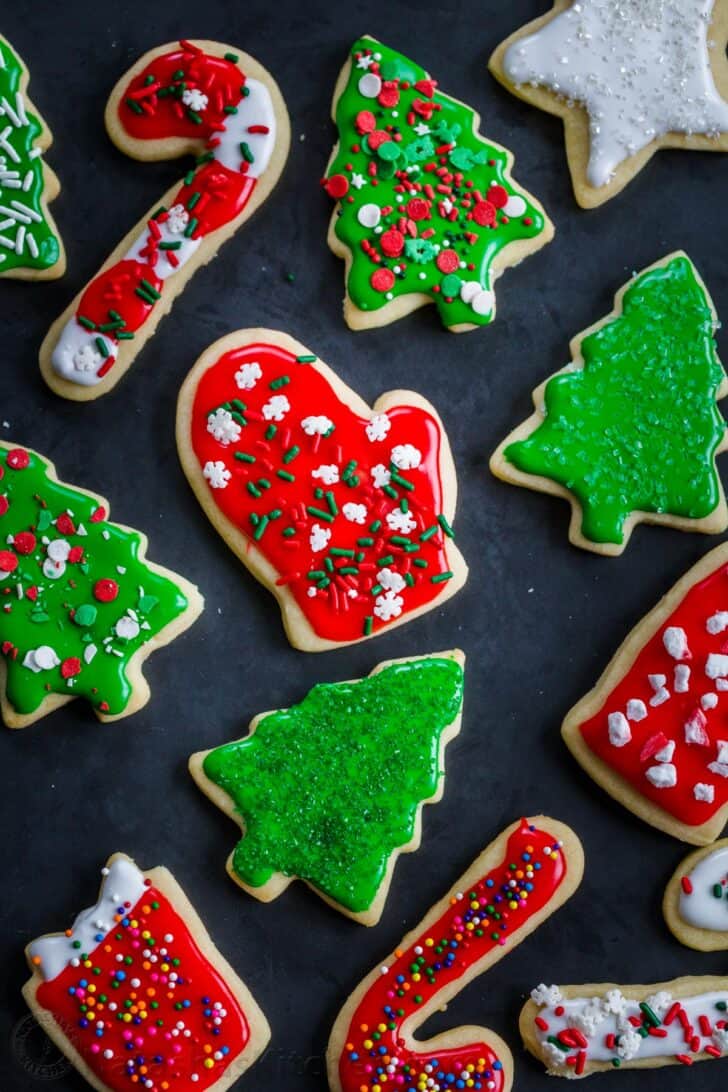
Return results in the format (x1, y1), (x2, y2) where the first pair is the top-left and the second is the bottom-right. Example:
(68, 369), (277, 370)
(176, 329), (468, 650)
(563, 542), (728, 844)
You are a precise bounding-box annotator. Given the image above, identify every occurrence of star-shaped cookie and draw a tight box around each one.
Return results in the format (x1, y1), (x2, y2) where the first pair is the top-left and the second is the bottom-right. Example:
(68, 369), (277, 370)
(490, 0), (728, 207)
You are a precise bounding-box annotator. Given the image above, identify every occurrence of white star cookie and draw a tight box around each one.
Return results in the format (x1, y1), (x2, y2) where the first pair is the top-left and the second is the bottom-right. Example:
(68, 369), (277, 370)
(489, 0), (728, 206)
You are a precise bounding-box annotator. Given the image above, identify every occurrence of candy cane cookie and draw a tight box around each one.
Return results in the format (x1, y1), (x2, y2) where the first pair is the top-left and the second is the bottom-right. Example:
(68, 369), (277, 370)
(40, 40), (289, 400)
(23, 853), (269, 1092)
(327, 817), (584, 1092)
(522, 976), (728, 1075)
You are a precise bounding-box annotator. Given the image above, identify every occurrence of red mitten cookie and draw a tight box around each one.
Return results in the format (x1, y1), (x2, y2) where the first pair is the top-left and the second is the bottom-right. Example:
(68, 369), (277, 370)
(177, 330), (468, 650)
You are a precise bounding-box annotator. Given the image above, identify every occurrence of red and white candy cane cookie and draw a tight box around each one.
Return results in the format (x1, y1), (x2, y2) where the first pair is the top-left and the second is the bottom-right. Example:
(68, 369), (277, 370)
(176, 329), (468, 651)
(326, 817), (584, 1092)
(23, 853), (270, 1092)
(39, 40), (290, 400)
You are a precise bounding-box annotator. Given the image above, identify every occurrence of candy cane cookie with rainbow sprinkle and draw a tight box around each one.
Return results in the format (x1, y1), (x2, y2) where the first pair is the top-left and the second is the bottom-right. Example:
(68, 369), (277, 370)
(327, 817), (584, 1092)
(40, 40), (289, 400)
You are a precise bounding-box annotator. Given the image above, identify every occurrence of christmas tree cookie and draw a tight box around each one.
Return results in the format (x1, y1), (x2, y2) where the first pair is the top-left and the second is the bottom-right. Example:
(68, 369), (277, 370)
(24, 853), (270, 1092)
(0, 443), (202, 727)
(0, 35), (65, 279)
(177, 329), (468, 650)
(189, 651), (465, 925)
(322, 35), (553, 331)
(491, 253), (728, 555)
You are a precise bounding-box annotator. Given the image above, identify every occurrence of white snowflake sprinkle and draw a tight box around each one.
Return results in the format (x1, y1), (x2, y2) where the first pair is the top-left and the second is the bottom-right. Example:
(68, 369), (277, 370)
(234, 361), (262, 390)
(366, 414), (391, 442)
(203, 461), (231, 489)
(207, 408), (241, 445)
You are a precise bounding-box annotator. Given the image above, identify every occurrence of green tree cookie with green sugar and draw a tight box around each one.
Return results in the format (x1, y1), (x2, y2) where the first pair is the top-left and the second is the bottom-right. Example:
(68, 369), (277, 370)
(0, 444), (202, 727)
(0, 36), (65, 279)
(491, 253), (728, 556)
(323, 36), (553, 331)
(190, 652), (465, 925)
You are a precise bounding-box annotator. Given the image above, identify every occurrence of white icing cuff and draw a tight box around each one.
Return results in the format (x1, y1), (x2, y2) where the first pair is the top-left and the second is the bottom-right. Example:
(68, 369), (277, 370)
(28, 858), (146, 981)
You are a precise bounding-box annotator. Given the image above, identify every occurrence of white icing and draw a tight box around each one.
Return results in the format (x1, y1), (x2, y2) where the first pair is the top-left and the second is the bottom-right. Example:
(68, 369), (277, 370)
(503, 0), (728, 187)
(28, 858), (146, 981)
(207, 78), (276, 178)
(50, 322), (117, 388)
(679, 846), (728, 930)
(533, 989), (728, 1065)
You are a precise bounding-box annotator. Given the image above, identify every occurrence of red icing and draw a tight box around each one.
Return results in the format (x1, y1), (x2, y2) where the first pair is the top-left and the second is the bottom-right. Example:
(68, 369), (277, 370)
(337, 821), (568, 1092)
(35, 883), (250, 1092)
(578, 560), (728, 826)
(188, 343), (457, 643)
(78, 262), (162, 333)
(119, 44), (244, 142)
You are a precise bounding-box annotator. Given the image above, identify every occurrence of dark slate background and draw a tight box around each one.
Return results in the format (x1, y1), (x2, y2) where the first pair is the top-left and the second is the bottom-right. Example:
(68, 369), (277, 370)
(2, 2), (727, 1090)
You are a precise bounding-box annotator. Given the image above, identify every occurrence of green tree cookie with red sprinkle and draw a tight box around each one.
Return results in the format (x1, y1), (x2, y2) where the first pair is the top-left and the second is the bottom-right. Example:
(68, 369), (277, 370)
(0, 444), (202, 727)
(323, 35), (553, 331)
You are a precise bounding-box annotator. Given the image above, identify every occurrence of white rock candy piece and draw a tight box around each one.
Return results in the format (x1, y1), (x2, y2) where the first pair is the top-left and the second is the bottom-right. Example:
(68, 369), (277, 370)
(645, 763), (677, 788)
(674, 664), (691, 693)
(684, 708), (710, 746)
(654, 740), (675, 763)
(649, 686), (670, 707)
(607, 711), (631, 747)
(706, 653), (728, 679)
(694, 782), (715, 802)
(708, 740), (728, 778)
(707, 611), (728, 635)
(663, 626), (690, 659)
(701, 693), (719, 710)
(626, 699), (647, 722)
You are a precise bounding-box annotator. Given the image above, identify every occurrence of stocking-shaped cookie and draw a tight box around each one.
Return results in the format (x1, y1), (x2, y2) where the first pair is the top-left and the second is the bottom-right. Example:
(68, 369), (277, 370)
(24, 854), (269, 1092)
(177, 329), (467, 650)
(40, 39), (289, 398)
(327, 817), (584, 1092)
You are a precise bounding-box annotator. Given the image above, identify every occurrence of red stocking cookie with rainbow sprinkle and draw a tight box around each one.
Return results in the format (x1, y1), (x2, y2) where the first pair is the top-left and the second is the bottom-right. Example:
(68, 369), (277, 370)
(39, 39), (290, 400)
(323, 36), (553, 331)
(176, 329), (467, 651)
(562, 541), (728, 844)
(24, 853), (270, 1092)
(0, 442), (202, 727)
(327, 817), (583, 1092)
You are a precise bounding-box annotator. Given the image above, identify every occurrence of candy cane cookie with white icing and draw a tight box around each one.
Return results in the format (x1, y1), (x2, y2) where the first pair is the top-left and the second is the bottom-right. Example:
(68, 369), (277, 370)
(521, 977), (728, 1076)
(39, 40), (289, 400)
(327, 817), (584, 1092)
(23, 853), (270, 1092)
(664, 839), (728, 950)
(489, 1), (728, 207)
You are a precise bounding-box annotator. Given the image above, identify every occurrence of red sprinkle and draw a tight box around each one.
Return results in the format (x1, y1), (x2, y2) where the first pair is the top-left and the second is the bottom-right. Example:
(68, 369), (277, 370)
(93, 579), (119, 603)
(681, 876), (693, 895)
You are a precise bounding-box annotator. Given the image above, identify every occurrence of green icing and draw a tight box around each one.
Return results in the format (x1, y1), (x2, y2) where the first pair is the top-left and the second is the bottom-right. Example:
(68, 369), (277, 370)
(201, 656), (464, 913)
(504, 255), (728, 545)
(325, 38), (548, 328)
(0, 446), (190, 717)
(0, 38), (61, 273)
